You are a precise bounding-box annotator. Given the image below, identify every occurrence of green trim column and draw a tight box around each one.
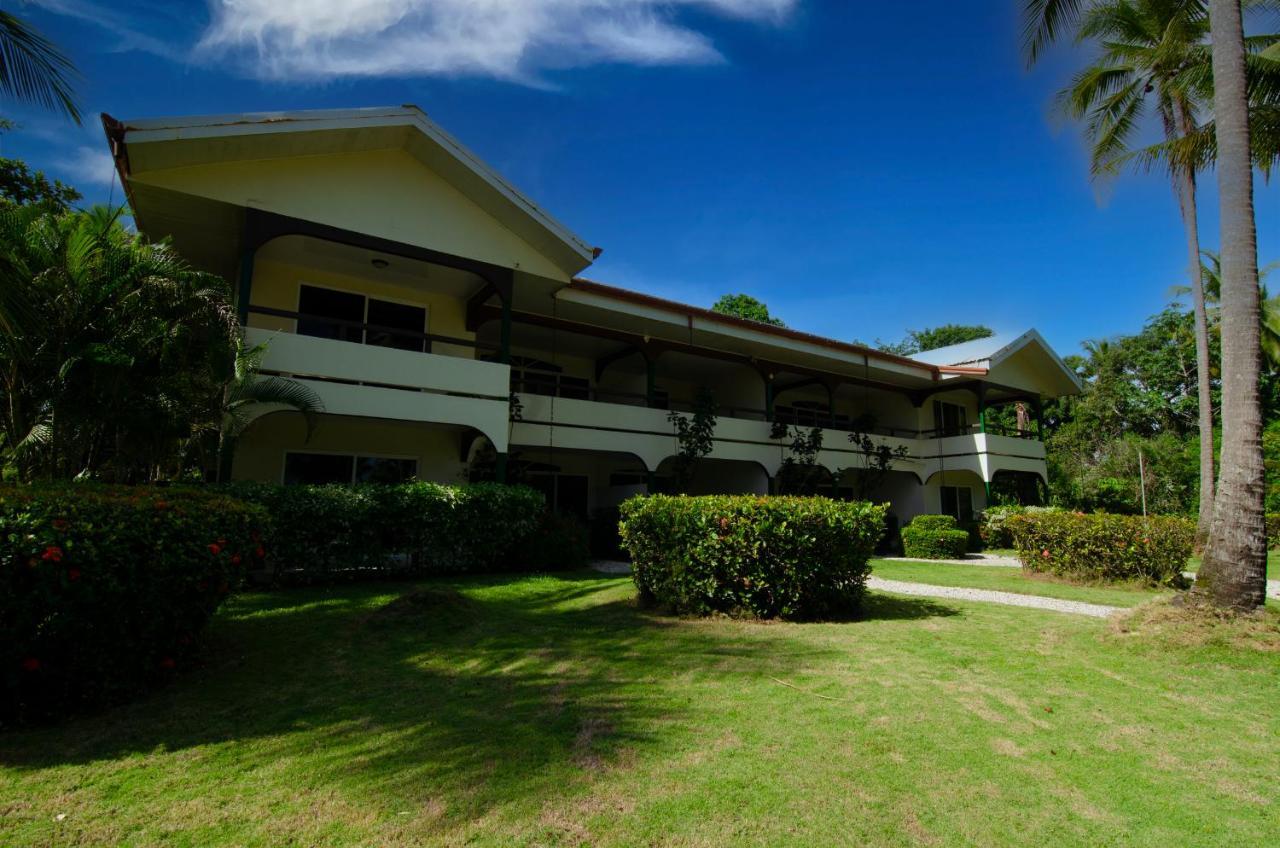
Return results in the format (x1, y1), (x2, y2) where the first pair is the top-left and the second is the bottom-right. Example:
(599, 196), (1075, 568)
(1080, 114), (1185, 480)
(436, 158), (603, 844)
(498, 292), (513, 365)
(645, 357), (658, 407)
(236, 247), (255, 326)
(495, 452), (508, 484)
(976, 384), (987, 434)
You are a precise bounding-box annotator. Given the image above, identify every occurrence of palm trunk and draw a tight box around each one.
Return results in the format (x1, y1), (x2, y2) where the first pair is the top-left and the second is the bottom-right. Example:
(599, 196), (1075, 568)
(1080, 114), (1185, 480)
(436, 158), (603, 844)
(1169, 104), (1215, 546)
(1197, 0), (1267, 609)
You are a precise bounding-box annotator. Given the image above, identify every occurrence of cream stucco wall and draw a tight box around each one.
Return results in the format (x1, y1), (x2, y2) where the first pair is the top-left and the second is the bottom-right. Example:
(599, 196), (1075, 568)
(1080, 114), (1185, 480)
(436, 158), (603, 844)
(133, 149), (570, 280)
(233, 413), (468, 484)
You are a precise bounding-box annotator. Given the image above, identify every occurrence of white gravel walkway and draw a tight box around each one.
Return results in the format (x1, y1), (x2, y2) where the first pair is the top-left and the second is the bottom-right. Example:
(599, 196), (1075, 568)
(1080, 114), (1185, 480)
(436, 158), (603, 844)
(881, 553), (1021, 567)
(865, 576), (1122, 618)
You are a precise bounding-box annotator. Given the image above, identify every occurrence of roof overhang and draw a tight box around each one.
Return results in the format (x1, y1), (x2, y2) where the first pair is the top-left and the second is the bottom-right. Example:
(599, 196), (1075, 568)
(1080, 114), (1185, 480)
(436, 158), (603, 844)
(101, 106), (598, 278)
(928, 329), (1082, 397)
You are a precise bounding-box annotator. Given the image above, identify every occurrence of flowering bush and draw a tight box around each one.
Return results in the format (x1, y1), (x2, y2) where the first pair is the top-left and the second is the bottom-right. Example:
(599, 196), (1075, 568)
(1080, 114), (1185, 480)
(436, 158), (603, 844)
(979, 505), (1062, 548)
(900, 514), (970, 560)
(1007, 511), (1193, 586)
(221, 482), (546, 582)
(619, 495), (886, 620)
(1, 485), (267, 724)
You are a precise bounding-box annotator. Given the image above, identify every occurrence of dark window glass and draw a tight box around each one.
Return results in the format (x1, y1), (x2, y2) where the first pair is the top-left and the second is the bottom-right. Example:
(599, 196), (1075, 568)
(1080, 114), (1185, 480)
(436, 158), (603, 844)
(298, 285), (364, 343)
(355, 456), (418, 484)
(365, 299), (426, 352)
(556, 475), (590, 523)
(284, 453), (355, 485)
(933, 401), (968, 437)
(939, 486), (975, 523)
(559, 375), (590, 400)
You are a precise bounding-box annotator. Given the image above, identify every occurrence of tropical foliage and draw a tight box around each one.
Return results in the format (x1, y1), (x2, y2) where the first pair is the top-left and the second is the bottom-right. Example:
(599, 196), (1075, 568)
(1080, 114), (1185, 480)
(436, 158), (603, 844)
(711, 293), (786, 326)
(1008, 509), (1195, 586)
(875, 324), (994, 356)
(0, 10), (79, 122)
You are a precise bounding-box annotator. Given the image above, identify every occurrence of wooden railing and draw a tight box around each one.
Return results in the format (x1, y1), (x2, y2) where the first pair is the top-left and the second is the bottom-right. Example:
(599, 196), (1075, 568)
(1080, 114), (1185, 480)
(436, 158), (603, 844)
(246, 305), (501, 356)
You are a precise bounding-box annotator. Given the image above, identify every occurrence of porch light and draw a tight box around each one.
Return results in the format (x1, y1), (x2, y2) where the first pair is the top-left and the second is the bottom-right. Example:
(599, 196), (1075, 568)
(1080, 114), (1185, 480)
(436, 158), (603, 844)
(371, 258), (389, 269)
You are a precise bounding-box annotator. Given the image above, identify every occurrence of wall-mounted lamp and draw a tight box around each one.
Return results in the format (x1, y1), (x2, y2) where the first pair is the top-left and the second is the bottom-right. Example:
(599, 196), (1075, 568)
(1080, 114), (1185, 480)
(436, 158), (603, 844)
(371, 258), (390, 269)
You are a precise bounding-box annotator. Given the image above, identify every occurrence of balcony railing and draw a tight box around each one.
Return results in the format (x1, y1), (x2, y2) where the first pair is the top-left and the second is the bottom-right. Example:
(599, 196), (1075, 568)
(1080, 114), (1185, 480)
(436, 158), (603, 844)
(246, 305), (500, 358)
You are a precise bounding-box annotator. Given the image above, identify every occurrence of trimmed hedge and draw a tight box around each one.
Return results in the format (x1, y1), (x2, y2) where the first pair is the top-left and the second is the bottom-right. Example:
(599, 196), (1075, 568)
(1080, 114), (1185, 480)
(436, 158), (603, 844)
(2, 485), (267, 723)
(901, 514), (970, 560)
(1008, 511), (1193, 586)
(980, 505), (1062, 549)
(221, 482), (547, 581)
(619, 495), (886, 620)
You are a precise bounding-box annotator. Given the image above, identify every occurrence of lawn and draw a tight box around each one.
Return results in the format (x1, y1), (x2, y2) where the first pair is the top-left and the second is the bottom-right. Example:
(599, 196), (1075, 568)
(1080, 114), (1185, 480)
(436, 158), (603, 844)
(3, 574), (1278, 847)
(870, 559), (1171, 607)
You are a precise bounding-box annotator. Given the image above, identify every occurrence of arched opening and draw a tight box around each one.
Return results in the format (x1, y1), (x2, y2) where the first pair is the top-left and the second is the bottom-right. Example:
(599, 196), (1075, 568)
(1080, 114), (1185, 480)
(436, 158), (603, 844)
(989, 469), (1049, 507)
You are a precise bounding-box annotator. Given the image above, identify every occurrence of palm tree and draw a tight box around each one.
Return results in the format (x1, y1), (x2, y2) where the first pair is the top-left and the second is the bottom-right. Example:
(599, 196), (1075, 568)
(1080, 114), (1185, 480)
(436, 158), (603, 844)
(1046, 0), (1219, 542)
(214, 333), (324, 482)
(1188, 251), (1280, 368)
(1197, 0), (1268, 608)
(0, 11), (79, 122)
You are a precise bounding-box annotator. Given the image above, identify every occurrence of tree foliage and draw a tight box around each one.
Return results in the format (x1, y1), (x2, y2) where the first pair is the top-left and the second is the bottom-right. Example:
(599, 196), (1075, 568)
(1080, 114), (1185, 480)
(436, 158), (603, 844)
(877, 324), (994, 356)
(711, 293), (786, 327)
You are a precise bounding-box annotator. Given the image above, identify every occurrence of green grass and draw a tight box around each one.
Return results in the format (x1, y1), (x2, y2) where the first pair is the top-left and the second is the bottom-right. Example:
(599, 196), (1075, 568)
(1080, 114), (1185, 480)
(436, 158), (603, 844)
(871, 559), (1171, 608)
(3, 573), (1279, 846)
(1186, 550), (1279, 580)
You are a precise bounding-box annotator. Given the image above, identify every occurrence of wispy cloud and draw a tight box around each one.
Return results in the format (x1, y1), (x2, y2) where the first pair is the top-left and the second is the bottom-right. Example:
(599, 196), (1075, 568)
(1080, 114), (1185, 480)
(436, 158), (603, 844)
(54, 144), (117, 187)
(196, 0), (797, 82)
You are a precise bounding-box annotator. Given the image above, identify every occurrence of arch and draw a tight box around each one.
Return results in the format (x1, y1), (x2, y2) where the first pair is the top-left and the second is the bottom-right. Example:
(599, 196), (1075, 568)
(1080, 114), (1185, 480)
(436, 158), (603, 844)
(923, 467), (986, 487)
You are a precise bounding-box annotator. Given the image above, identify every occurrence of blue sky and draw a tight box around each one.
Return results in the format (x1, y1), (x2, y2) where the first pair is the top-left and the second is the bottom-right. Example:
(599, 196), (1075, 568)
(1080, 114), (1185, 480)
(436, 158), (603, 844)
(3, 0), (1278, 357)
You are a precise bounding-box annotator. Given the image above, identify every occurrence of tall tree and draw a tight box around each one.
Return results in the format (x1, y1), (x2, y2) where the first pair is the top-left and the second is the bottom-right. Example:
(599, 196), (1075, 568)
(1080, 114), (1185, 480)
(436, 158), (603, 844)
(1198, 0), (1267, 608)
(711, 293), (786, 326)
(1047, 0), (1219, 542)
(877, 324), (993, 356)
(0, 11), (79, 122)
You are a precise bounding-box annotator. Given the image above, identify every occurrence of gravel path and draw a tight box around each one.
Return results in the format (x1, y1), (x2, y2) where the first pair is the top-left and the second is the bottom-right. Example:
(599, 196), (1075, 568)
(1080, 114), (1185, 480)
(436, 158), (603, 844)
(881, 553), (1022, 567)
(591, 560), (632, 575)
(865, 576), (1122, 618)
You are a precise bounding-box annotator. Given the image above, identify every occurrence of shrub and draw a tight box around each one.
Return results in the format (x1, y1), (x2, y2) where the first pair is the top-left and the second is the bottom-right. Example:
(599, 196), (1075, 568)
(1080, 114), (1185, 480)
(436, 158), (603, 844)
(1008, 511), (1193, 586)
(900, 514), (970, 560)
(980, 505), (1063, 549)
(1, 484), (267, 724)
(221, 482), (545, 582)
(619, 495), (886, 620)
(1267, 514), (1280, 549)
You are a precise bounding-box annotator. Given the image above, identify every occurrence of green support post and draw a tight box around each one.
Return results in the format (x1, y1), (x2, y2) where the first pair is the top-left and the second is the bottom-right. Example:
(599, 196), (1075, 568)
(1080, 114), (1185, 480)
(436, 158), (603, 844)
(498, 292), (512, 365)
(764, 377), (775, 422)
(236, 247), (255, 326)
(977, 386), (987, 434)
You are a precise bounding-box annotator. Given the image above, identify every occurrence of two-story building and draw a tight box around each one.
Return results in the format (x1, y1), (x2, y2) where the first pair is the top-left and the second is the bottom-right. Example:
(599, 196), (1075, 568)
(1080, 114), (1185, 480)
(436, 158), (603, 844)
(101, 106), (1080, 527)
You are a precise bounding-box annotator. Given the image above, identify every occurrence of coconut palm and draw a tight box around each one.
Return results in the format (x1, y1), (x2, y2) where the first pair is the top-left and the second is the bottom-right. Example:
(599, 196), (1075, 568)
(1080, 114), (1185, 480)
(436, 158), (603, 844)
(214, 333), (324, 482)
(1197, 0), (1268, 609)
(1184, 251), (1280, 367)
(0, 11), (79, 122)
(1042, 0), (1220, 542)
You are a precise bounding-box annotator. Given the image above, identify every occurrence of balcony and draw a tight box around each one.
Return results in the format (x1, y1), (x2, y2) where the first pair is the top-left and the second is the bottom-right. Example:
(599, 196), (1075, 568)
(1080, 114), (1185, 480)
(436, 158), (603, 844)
(242, 313), (513, 450)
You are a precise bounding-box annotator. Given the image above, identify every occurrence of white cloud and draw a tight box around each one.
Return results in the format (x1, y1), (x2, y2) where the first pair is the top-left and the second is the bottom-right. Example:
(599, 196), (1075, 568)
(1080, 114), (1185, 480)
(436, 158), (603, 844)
(55, 144), (118, 187)
(196, 0), (798, 82)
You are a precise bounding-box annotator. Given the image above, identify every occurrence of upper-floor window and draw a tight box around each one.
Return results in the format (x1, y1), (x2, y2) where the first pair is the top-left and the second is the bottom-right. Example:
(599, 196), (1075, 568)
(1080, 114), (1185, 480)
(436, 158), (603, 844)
(933, 400), (969, 437)
(507, 356), (589, 400)
(297, 284), (427, 353)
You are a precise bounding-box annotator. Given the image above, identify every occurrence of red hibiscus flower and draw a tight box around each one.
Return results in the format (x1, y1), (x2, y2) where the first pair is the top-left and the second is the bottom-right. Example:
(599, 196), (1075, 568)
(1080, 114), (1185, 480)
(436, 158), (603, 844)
(1041, 549), (1050, 558)
(158, 657), (176, 670)
(255, 546), (266, 559)
(67, 567), (82, 581)
(20, 657), (40, 672)
(208, 543), (221, 556)
(41, 545), (63, 562)
(154, 500), (169, 511)
(230, 554), (241, 565)
(52, 518), (69, 531)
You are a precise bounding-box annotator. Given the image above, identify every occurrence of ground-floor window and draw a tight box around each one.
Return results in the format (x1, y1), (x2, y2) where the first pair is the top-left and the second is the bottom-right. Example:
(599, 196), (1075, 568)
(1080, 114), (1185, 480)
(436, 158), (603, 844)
(939, 485), (975, 523)
(526, 473), (589, 522)
(284, 452), (418, 485)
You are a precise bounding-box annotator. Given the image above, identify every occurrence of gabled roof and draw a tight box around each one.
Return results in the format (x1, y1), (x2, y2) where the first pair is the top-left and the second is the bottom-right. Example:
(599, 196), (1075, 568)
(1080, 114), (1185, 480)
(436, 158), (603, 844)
(102, 105), (599, 276)
(915, 330), (1083, 395)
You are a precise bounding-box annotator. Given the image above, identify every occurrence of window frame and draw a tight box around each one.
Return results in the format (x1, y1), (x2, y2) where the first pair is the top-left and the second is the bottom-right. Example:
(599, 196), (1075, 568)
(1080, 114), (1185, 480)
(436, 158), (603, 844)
(281, 449), (420, 485)
(294, 281), (430, 351)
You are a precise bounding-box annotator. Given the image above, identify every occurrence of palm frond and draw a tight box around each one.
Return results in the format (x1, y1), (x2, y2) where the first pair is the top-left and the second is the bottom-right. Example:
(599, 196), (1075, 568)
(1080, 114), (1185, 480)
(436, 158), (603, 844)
(1024, 0), (1087, 65)
(0, 12), (80, 123)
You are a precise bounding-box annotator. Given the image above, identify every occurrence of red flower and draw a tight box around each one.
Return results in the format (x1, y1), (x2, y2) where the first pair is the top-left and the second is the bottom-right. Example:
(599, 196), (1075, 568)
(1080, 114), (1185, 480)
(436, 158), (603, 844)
(41, 545), (63, 562)
(255, 546), (266, 559)
(67, 567), (81, 582)
(154, 500), (170, 511)
(158, 657), (176, 670)
(207, 543), (221, 556)
(1041, 549), (1050, 558)
(230, 554), (242, 566)
(52, 518), (69, 531)
(20, 657), (40, 672)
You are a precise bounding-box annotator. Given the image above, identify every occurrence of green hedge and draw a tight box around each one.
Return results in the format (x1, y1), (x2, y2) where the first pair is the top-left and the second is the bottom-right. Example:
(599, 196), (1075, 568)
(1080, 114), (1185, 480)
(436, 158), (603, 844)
(900, 514), (970, 560)
(619, 495), (886, 620)
(980, 505), (1062, 549)
(1008, 511), (1193, 586)
(1, 485), (267, 724)
(221, 482), (547, 581)
(1267, 514), (1280, 549)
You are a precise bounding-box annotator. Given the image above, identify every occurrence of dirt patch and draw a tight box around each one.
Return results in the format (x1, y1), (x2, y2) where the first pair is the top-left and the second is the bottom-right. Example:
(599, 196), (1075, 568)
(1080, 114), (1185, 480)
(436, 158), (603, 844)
(360, 588), (474, 625)
(573, 717), (615, 770)
(1109, 599), (1280, 653)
